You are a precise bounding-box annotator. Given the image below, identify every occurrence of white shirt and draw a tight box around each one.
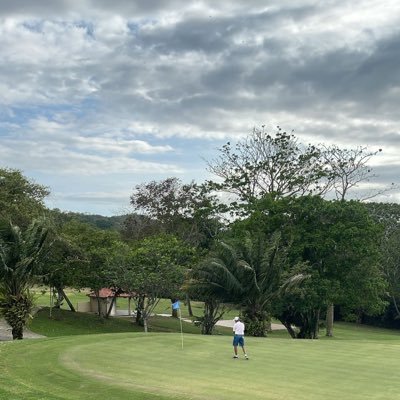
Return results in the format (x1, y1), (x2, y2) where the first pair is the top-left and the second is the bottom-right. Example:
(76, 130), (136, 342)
(233, 321), (245, 335)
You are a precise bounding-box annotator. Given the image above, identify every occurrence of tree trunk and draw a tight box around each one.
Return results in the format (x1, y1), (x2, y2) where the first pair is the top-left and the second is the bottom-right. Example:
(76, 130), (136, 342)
(5, 295), (33, 340)
(280, 319), (296, 338)
(95, 291), (103, 317)
(313, 309), (320, 339)
(60, 287), (76, 312)
(186, 294), (193, 317)
(12, 326), (24, 340)
(135, 295), (145, 325)
(326, 304), (334, 337)
(106, 289), (122, 318)
(143, 317), (148, 333)
(266, 315), (272, 332)
(54, 286), (63, 308)
(392, 296), (400, 319)
(106, 294), (118, 318)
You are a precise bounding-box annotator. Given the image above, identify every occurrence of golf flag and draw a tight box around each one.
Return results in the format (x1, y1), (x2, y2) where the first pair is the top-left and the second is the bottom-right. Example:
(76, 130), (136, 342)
(172, 300), (180, 310)
(172, 300), (184, 349)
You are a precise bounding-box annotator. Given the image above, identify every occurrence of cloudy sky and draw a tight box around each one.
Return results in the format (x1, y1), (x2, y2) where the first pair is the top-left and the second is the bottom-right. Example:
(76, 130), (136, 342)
(1, 0), (399, 215)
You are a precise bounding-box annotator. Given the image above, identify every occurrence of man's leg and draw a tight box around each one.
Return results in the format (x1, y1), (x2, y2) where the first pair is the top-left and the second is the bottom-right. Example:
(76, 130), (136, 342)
(240, 342), (249, 359)
(233, 345), (238, 357)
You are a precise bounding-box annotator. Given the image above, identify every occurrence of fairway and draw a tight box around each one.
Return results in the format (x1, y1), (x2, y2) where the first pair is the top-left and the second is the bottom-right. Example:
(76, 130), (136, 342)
(2, 332), (400, 400)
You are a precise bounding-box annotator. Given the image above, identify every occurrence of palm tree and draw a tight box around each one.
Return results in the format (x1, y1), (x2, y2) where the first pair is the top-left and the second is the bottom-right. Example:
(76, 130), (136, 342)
(0, 219), (49, 339)
(186, 231), (307, 336)
(184, 241), (245, 334)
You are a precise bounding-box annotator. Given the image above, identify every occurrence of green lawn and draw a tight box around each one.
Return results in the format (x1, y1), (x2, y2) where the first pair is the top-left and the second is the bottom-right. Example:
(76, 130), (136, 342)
(2, 319), (400, 399)
(29, 308), (222, 336)
(32, 287), (232, 319)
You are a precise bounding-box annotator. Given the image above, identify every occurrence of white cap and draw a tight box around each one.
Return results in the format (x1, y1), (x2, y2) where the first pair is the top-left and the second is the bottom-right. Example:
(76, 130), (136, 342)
(234, 316), (240, 321)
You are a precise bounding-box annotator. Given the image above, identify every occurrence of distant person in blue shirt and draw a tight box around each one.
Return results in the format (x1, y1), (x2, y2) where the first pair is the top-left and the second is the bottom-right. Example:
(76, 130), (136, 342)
(232, 316), (248, 359)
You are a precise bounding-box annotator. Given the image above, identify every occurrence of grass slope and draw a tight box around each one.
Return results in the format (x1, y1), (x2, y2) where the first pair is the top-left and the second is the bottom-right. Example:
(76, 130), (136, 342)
(32, 287), (225, 320)
(2, 323), (400, 400)
(29, 308), (208, 336)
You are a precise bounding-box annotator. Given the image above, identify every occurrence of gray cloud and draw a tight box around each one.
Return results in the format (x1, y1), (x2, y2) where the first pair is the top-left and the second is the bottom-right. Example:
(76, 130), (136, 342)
(1, 0), (400, 214)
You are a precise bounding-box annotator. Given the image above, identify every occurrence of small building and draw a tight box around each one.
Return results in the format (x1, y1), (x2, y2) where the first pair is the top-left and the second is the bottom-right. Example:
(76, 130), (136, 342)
(87, 288), (134, 316)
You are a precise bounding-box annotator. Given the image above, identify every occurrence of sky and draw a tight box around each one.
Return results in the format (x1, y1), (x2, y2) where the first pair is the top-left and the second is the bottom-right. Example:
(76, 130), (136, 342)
(1, 0), (400, 216)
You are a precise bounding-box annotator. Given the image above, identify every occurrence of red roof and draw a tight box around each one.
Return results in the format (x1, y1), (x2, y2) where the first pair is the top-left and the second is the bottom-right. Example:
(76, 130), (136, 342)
(87, 288), (133, 298)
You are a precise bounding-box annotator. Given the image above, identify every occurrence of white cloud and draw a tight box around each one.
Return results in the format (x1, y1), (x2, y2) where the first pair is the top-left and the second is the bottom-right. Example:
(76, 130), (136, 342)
(1, 0), (400, 214)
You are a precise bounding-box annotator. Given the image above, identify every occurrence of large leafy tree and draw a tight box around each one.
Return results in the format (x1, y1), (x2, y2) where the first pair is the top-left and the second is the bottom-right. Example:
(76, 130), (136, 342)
(40, 211), (126, 314)
(0, 219), (49, 339)
(130, 177), (223, 317)
(39, 222), (86, 313)
(0, 168), (49, 226)
(245, 196), (386, 338)
(185, 231), (305, 336)
(206, 127), (331, 203)
(119, 235), (196, 332)
(320, 145), (393, 335)
(57, 220), (126, 317)
(206, 128), (389, 212)
(129, 177), (222, 249)
(365, 203), (400, 320)
(184, 241), (244, 335)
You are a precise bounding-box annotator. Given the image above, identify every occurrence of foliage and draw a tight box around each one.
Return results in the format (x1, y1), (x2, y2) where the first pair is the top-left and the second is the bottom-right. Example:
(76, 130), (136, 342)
(0, 219), (50, 339)
(206, 128), (389, 215)
(119, 234), (197, 332)
(236, 195), (386, 338)
(206, 127), (331, 203)
(185, 231), (304, 336)
(60, 220), (124, 290)
(0, 168), (49, 226)
(365, 202), (400, 319)
(129, 177), (223, 248)
(184, 240), (245, 334)
(49, 209), (127, 231)
(322, 145), (394, 201)
(45, 220), (128, 317)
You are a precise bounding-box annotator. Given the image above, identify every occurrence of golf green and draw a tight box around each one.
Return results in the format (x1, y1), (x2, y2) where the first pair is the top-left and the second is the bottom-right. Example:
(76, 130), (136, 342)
(1, 332), (400, 399)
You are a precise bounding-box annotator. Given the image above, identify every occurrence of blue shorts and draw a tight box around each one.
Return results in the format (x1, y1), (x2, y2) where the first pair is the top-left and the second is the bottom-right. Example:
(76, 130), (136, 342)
(233, 335), (244, 347)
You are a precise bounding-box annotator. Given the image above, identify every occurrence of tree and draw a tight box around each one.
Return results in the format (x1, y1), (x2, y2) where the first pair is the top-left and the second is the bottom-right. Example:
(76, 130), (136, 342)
(208, 128), (389, 337)
(322, 145), (394, 201)
(185, 231), (305, 336)
(365, 203), (400, 319)
(130, 177), (222, 248)
(0, 219), (49, 339)
(184, 241), (243, 334)
(246, 196), (386, 338)
(0, 168), (49, 226)
(39, 218), (85, 313)
(130, 177), (223, 317)
(321, 146), (394, 335)
(120, 235), (196, 332)
(58, 220), (126, 317)
(206, 127), (331, 203)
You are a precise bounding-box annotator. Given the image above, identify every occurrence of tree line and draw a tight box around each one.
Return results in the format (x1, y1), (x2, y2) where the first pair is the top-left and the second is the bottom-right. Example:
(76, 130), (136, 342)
(1, 127), (399, 339)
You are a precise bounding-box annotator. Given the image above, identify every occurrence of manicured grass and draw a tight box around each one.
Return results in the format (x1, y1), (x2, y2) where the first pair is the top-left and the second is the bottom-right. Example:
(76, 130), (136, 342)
(29, 308), (212, 337)
(32, 287), (236, 320)
(2, 325), (400, 400)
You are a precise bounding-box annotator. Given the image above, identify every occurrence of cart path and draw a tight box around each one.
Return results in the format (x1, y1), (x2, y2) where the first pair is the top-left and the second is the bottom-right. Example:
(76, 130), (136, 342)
(156, 314), (286, 330)
(0, 318), (45, 341)
(215, 319), (286, 330)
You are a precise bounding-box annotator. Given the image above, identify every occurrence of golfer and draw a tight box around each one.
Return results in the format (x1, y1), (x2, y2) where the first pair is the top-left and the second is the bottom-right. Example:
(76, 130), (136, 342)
(232, 316), (248, 359)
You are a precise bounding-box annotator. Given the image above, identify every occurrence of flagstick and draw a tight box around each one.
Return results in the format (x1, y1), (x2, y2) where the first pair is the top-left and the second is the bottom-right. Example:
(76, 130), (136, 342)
(179, 307), (184, 350)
